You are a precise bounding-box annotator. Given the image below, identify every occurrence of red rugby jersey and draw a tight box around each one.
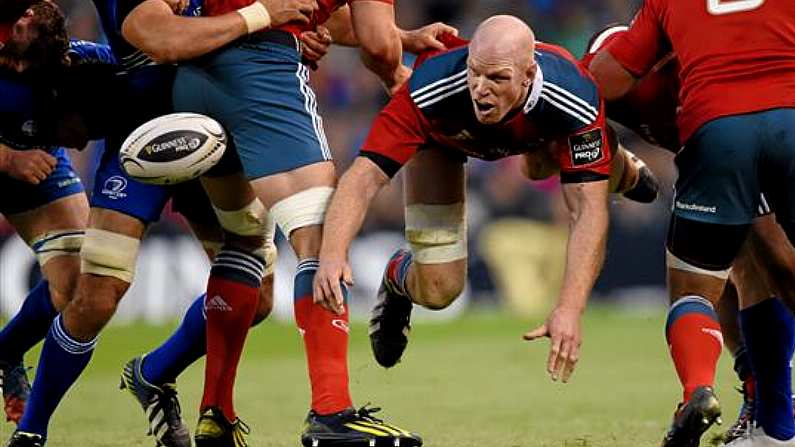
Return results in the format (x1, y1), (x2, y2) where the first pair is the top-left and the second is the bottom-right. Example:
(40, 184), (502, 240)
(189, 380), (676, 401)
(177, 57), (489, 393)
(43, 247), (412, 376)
(582, 26), (680, 152)
(607, 0), (795, 143)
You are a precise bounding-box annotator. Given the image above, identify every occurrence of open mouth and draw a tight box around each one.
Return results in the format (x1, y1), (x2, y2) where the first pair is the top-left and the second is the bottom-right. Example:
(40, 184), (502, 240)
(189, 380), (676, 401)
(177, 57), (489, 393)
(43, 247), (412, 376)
(475, 102), (495, 113)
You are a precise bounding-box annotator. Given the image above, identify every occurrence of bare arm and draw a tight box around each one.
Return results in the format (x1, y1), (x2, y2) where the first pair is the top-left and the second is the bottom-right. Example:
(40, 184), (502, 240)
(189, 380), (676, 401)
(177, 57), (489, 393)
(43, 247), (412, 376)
(524, 179), (609, 382)
(314, 156), (390, 312)
(588, 50), (638, 101)
(558, 179), (609, 312)
(122, 0), (247, 64)
(122, 0), (316, 64)
(324, 4), (357, 46)
(350, 0), (410, 94)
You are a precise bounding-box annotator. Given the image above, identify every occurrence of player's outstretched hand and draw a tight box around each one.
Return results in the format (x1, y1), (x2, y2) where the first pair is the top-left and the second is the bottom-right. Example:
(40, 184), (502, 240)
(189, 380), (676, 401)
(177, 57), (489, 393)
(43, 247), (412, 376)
(313, 256), (353, 315)
(300, 25), (332, 65)
(523, 305), (583, 383)
(401, 22), (459, 54)
(0, 145), (57, 185)
(260, 0), (318, 27)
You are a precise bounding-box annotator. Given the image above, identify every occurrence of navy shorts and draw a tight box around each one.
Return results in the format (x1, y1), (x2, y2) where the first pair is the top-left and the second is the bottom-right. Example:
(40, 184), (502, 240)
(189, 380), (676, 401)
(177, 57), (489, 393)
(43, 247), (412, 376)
(674, 108), (795, 225)
(0, 148), (85, 216)
(172, 31), (331, 180)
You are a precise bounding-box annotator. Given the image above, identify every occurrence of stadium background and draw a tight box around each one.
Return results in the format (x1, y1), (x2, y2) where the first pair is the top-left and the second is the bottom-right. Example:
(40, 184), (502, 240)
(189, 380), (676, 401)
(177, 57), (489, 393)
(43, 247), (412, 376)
(0, 0), (677, 324)
(0, 3), (755, 446)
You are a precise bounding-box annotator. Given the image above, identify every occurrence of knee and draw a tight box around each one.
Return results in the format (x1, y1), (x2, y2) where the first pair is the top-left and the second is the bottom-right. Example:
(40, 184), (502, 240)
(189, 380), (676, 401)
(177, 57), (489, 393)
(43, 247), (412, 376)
(414, 268), (465, 310)
(65, 277), (127, 336)
(251, 275), (274, 327)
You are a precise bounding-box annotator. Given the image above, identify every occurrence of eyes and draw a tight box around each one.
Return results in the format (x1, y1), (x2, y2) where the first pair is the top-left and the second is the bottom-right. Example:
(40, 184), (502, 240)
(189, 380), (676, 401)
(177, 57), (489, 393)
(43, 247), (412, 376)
(468, 67), (512, 84)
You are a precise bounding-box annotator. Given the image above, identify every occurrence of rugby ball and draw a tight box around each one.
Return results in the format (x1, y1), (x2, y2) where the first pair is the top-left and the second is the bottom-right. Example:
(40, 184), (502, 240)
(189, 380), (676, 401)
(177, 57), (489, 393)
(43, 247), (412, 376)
(119, 113), (227, 185)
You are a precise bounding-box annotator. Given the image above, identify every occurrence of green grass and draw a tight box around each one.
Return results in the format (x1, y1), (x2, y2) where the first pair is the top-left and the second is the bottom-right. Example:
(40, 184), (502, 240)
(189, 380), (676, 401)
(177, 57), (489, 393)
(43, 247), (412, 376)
(0, 307), (743, 446)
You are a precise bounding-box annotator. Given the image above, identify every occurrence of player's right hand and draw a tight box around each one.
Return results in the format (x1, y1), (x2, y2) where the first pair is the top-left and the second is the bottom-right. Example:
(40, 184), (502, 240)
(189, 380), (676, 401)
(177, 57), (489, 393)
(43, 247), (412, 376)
(313, 255), (353, 315)
(260, 0), (318, 27)
(0, 145), (57, 185)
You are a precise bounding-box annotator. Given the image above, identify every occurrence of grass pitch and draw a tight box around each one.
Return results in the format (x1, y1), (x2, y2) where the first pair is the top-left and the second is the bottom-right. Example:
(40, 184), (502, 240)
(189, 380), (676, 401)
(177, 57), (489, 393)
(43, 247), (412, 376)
(0, 307), (742, 446)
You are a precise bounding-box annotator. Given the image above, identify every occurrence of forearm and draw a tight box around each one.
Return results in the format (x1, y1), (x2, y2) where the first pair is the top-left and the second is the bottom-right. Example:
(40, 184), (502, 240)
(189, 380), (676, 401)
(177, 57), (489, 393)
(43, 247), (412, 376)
(351, 1), (405, 90)
(320, 157), (388, 259)
(325, 5), (358, 46)
(557, 182), (609, 312)
(123, 2), (247, 64)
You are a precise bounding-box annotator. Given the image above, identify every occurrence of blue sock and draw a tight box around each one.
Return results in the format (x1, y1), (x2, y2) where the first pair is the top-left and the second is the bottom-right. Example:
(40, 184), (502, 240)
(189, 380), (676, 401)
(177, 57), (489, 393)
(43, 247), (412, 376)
(18, 315), (96, 438)
(141, 294), (207, 385)
(740, 298), (795, 441)
(0, 281), (58, 364)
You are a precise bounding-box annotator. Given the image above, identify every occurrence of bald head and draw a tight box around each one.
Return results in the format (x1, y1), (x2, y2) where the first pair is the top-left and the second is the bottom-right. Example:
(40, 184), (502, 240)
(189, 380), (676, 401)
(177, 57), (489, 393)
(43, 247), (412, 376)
(467, 15), (537, 124)
(470, 15), (535, 69)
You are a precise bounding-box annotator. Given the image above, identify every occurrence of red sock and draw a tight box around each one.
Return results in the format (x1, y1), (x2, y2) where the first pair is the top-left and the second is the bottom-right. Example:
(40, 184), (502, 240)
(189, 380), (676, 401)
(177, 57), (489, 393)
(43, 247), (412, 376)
(201, 249), (263, 422)
(294, 258), (353, 415)
(666, 297), (723, 402)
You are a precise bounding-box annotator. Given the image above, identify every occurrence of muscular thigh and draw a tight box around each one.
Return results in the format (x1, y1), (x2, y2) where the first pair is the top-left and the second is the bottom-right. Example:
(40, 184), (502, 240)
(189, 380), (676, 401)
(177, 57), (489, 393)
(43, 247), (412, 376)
(404, 146), (466, 205)
(6, 193), (89, 243)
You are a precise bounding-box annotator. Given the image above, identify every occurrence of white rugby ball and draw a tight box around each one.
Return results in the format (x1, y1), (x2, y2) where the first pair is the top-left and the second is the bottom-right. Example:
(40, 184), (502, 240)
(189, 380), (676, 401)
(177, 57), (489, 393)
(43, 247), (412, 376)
(119, 113), (227, 185)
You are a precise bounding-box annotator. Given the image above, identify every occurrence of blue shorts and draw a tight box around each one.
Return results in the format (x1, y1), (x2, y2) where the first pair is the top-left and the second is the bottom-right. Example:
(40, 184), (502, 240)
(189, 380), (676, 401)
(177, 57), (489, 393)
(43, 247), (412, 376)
(172, 31), (331, 180)
(0, 148), (85, 216)
(674, 108), (795, 225)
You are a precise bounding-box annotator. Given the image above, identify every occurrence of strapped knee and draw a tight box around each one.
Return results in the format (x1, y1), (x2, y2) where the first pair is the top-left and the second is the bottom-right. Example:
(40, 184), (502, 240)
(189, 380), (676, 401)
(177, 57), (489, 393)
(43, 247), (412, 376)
(212, 198), (271, 238)
(31, 229), (85, 267)
(80, 229), (140, 283)
(270, 186), (333, 237)
(405, 203), (467, 264)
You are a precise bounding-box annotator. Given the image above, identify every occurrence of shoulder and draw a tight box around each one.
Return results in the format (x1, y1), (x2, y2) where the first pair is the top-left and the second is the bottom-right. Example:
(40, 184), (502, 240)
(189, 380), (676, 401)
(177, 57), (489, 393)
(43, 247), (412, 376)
(407, 45), (469, 111)
(530, 43), (600, 129)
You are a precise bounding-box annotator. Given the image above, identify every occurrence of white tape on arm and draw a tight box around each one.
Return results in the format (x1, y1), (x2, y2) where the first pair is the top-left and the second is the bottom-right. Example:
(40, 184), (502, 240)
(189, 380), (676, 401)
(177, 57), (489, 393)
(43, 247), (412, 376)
(237, 2), (271, 34)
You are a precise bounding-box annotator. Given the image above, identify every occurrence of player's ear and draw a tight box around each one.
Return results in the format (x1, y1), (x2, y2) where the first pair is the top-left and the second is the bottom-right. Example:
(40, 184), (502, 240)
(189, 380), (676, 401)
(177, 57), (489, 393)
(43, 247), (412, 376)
(523, 62), (536, 86)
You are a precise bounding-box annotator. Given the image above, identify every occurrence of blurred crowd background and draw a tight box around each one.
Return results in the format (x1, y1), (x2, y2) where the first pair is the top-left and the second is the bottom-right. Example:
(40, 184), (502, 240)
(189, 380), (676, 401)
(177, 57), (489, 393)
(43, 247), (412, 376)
(0, 0), (679, 322)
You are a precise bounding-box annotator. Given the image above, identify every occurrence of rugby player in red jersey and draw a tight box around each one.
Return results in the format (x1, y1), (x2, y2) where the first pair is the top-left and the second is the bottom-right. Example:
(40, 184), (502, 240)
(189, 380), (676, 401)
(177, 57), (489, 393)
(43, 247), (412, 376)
(589, 1), (795, 445)
(315, 15), (612, 398)
(583, 24), (795, 444)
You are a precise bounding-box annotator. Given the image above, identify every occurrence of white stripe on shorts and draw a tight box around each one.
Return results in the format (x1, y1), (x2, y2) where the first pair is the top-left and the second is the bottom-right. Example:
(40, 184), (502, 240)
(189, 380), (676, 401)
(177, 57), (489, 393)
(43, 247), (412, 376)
(295, 64), (332, 160)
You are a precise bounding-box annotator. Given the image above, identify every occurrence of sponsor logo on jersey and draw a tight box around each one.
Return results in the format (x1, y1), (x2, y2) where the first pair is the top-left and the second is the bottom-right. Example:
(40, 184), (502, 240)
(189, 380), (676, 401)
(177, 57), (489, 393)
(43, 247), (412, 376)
(675, 201), (717, 214)
(569, 129), (604, 166)
(205, 295), (232, 312)
(101, 175), (128, 200)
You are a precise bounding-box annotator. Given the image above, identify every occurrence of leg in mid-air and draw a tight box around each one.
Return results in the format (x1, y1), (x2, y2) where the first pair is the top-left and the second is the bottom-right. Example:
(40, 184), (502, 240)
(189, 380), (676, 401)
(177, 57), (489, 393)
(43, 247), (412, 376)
(0, 148), (87, 425)
(369, 146), (467, 369)
(119, 180), (275, 447)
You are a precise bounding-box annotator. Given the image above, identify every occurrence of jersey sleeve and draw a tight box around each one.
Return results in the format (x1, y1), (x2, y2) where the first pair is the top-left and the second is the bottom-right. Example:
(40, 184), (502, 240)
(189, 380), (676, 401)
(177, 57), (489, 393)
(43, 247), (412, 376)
(554, 103), (613, 183)
(607, 0), (670, 77)
(360, 84), (430, 178)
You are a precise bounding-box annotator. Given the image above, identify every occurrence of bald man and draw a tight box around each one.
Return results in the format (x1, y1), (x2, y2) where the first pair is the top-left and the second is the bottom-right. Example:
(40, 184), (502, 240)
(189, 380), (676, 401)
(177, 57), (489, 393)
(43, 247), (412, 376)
(314, 15), (611, 383)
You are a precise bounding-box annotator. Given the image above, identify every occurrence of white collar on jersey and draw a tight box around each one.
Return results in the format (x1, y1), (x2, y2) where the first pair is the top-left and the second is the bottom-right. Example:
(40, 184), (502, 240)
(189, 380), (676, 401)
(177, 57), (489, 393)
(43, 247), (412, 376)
(522, 63), (544, 113)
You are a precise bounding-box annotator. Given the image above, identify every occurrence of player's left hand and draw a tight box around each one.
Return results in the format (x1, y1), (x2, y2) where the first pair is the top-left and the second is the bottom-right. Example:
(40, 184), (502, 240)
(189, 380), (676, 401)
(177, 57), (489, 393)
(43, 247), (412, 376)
(523, 305), (583, 383)
(401, 22), (459, 54)
(300, 25), (332, 65)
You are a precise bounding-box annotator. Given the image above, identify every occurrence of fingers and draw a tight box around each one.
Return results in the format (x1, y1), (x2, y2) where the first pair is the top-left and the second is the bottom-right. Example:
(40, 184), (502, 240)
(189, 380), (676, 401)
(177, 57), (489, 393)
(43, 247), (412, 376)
(434, 22), (458, 36)
(177, 0), (189, 13)
(546, 335), (562, 379)
(522, 323), (549, 341)
(38, 150), (57, 171)
(287, 9), (311, 24)
(561, 343), (579, 383)
(300, 30), (331, 62)
(329, 278), (346, 315)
